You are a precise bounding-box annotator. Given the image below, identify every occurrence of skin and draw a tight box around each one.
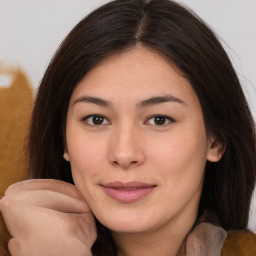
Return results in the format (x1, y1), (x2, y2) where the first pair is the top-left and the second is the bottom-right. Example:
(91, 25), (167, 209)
(65, 45), (223, 256)
(0, 179), (96, 256)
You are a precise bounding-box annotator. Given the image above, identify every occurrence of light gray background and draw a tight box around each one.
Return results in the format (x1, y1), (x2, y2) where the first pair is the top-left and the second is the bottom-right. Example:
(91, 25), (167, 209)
(0, 0), (255, 231)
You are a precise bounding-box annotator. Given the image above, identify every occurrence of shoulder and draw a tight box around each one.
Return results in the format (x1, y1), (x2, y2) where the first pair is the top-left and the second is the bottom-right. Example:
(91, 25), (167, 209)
(221, 230), (256, 256)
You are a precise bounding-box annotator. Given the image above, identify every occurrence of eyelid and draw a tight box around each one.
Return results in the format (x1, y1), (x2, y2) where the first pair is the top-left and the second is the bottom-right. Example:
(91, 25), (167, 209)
(145, 115), (175, 126)
(81, 114), (111, 126)
(81, 114), (174, 127)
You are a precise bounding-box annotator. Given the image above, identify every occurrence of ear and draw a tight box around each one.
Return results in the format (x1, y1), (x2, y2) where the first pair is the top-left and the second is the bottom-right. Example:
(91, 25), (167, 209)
(207, 136), (226, 162)
(63, 151), (70, 161)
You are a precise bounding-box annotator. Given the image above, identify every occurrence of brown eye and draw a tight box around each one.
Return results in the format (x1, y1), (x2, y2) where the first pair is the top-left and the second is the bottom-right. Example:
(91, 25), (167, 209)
(146, 115), (174, 126)
(92, 116), (104, 125)
(84, 115), (110, 126)
(154, 116), (166, 125)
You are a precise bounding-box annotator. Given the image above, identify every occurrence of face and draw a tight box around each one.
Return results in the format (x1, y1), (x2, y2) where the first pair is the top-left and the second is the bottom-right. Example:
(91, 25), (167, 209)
(65, 46), (221, 235)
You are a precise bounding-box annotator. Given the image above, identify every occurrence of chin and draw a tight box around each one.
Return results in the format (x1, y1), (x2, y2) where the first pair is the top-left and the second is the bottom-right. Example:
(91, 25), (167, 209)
(99, 218), (152, 234)
(92, 206), (160, 234)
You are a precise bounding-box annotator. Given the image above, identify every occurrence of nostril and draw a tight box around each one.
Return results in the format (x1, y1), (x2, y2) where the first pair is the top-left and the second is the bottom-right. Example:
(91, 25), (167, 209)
(112, 160), (138, 167)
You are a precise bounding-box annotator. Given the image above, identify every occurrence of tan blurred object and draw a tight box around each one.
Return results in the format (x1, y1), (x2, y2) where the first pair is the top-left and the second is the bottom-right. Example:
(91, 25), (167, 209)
(0, 63), (33, 255)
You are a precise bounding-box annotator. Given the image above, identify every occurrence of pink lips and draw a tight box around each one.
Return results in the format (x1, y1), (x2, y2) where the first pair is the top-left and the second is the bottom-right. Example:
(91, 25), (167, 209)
(102, 181), (156, 203)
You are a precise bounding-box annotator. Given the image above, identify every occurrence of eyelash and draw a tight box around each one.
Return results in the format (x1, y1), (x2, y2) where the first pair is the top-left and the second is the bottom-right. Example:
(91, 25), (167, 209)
(81, 114), (175, 127)
(145, 115), (175, 126)
(81, 114), (110, 127)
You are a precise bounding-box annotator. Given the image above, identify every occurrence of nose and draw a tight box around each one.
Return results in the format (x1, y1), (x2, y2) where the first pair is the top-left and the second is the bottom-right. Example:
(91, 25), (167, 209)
(108, 124), (146, 169)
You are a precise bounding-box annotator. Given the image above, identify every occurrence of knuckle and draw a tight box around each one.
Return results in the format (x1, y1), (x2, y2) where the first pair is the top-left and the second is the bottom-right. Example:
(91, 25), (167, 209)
(0, 196), (11, 209)
(4, 182), (22, 196)
(0, 197), (21, 217)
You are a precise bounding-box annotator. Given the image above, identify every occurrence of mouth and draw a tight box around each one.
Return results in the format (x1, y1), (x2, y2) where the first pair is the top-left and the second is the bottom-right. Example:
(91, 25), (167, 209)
(101, 181), (157, 203)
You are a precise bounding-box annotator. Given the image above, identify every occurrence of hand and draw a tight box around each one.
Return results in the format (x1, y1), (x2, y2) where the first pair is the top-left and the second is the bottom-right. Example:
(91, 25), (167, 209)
(0, 179), (97, 256)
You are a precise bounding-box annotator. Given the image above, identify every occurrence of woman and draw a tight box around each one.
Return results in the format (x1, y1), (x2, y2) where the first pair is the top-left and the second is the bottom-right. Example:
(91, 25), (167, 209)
(1, 0), (256, 255)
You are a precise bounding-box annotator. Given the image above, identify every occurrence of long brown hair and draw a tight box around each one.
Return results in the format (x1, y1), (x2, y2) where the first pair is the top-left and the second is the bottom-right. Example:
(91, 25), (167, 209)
(28, 0), (256, 254)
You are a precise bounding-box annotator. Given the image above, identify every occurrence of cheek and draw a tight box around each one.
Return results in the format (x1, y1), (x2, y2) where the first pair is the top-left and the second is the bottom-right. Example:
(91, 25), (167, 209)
(150, 127), (208, 188)
(151, 130), (206, 168)
(146, 135), (206, 221)
(67, 133), (108, 181)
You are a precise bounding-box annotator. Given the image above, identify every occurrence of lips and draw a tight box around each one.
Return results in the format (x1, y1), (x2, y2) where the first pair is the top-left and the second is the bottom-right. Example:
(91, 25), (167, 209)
(102, 181), (156, 203)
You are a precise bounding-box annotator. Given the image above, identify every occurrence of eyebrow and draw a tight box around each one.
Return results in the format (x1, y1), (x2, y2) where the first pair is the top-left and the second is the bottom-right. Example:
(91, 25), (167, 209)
(137, 95), (185, 107)
(73, 96), (112, 107)
(73, 94), (184, 108)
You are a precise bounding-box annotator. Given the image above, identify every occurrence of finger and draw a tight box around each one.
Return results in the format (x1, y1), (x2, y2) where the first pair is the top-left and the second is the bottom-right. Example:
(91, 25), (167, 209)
(1, 202), (66, 238)
(8, 238), (23, 256)
(5, 189), (90, 213)
(2, 202), (95, 246)
(5, 179), (84, 200)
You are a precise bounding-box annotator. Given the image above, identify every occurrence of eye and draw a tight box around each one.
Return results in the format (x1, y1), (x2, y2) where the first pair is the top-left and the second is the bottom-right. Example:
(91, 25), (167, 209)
(82, 115), (110, 126)
(146, 115), (174, 126)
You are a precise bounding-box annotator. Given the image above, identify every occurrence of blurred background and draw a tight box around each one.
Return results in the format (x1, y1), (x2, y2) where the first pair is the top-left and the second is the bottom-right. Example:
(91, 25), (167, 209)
(0, 0), (255, 233)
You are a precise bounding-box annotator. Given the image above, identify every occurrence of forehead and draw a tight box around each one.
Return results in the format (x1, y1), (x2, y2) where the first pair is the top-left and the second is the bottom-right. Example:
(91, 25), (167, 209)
(69, 46), (197, 106)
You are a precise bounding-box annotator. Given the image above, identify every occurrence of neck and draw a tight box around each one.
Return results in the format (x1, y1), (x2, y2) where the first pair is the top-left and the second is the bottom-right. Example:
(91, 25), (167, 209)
(111, 212), (197, 256)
